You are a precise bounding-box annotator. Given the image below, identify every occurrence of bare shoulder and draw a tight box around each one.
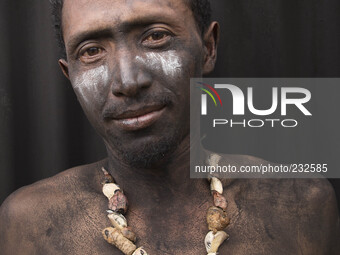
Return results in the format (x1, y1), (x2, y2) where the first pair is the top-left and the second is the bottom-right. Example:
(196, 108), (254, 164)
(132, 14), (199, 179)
(215, 152), (340, 254)
(262, 177), (340, 254)
(215, 152), (337, 199)
(219, 153), (338, 213)
(286, 178), (340, 254)
(0, 159), (107, 254)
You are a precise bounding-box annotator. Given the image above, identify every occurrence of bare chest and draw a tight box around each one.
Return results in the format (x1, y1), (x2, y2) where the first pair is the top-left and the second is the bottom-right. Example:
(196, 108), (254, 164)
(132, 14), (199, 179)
(32, 196), (305, 255)
(35, 203), (209, 254)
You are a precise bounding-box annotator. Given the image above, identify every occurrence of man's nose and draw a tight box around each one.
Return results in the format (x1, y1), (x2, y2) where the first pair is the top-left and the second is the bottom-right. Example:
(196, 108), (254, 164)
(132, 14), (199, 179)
(111, 51), (152, 97)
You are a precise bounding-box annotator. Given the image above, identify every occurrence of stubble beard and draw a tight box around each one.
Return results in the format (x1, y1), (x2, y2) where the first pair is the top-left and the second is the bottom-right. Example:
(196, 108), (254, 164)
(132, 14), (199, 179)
(106, 127), (184, 169)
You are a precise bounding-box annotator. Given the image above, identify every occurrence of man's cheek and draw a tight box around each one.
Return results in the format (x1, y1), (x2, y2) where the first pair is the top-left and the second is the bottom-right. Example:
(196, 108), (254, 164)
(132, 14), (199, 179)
(135, 50), (184, 80)
(72, 65), (110, 106)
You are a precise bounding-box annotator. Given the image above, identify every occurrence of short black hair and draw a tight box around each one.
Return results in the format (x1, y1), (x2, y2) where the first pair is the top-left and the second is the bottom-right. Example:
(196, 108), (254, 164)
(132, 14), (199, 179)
(50, 0), (211, 58)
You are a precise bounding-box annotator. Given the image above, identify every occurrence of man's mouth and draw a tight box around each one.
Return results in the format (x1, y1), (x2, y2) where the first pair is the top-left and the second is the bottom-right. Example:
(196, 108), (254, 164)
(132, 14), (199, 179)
(108, 105), (166, 131)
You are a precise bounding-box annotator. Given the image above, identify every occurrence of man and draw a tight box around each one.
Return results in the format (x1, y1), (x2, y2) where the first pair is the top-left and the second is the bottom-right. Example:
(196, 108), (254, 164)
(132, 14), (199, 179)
(0, 0), (339, 254)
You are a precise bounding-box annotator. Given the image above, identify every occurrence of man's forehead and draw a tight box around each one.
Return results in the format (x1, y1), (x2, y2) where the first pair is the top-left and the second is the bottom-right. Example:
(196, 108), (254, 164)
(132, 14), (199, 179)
(62, 0), (193, 41)
(62, 0), (191, 24)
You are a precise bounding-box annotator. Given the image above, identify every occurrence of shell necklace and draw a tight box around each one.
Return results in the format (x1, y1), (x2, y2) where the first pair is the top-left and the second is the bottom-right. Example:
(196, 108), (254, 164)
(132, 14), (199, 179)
(101, 166), (230, 255)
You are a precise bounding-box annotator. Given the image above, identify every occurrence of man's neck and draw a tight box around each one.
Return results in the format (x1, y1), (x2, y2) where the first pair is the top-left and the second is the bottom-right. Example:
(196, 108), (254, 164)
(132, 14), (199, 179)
(104, 135), (207, 197)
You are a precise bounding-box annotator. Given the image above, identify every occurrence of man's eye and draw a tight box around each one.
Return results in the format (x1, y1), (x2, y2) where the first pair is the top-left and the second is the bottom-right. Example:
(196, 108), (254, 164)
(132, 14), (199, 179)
(83, 47), (102, 57)
(142, 31), (172, 47)
(78, 46), (105, 63)
(145, 32), (168, 42)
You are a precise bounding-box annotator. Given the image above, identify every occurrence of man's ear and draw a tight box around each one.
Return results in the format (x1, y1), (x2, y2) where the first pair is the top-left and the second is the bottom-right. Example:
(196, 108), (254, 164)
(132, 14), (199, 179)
(58, 59), (70, 79)
(202, 21), (220, 75)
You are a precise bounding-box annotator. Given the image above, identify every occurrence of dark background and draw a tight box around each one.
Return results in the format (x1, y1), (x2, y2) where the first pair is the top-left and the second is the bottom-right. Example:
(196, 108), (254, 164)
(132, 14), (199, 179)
(1, 0), (340, 205)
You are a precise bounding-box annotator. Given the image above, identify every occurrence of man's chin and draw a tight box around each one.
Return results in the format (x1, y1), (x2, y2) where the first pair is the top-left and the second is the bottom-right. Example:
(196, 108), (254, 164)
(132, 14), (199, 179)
(121, 142), (175, 168)
(107, 133), (182, 169)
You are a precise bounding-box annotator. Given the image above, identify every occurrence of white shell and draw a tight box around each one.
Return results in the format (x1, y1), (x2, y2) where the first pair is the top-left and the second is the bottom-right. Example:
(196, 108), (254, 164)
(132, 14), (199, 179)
(102, 183), (120, 199)
(207, 253), (217, 255)
(207, 153), (221, 168)
(205, 231), (228, 253)
(205, 231), (214, 252)
(210, 177), (223, 194)
(132, 247), (148, 255)
(107, 212), (127, 230)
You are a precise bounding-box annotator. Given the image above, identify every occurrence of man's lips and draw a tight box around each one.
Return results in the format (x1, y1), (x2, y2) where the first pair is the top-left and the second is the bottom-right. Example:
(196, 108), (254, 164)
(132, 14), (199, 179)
(104, 105), (166, 131)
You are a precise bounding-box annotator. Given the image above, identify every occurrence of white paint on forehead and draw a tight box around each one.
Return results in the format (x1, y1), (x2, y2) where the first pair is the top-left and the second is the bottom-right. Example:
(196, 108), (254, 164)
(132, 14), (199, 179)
(73, 65), (109, 102)
(135, 50), (182, 77)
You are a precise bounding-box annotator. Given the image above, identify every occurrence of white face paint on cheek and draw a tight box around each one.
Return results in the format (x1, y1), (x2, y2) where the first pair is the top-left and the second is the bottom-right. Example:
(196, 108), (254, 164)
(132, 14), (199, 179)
(72, 65), (109, 103)
(135, 50), (183, 78)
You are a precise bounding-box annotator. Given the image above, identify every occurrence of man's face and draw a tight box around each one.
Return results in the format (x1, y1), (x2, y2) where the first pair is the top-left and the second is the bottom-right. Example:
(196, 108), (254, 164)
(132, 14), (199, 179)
(60, 0), (212, 167)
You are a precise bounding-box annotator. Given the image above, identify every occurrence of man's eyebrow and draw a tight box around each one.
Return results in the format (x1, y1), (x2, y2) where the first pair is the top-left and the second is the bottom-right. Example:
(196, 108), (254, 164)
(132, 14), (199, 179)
(67, 28), (113, 51)
(117, 15), (178, 31)
(66, 14), (181, 52)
